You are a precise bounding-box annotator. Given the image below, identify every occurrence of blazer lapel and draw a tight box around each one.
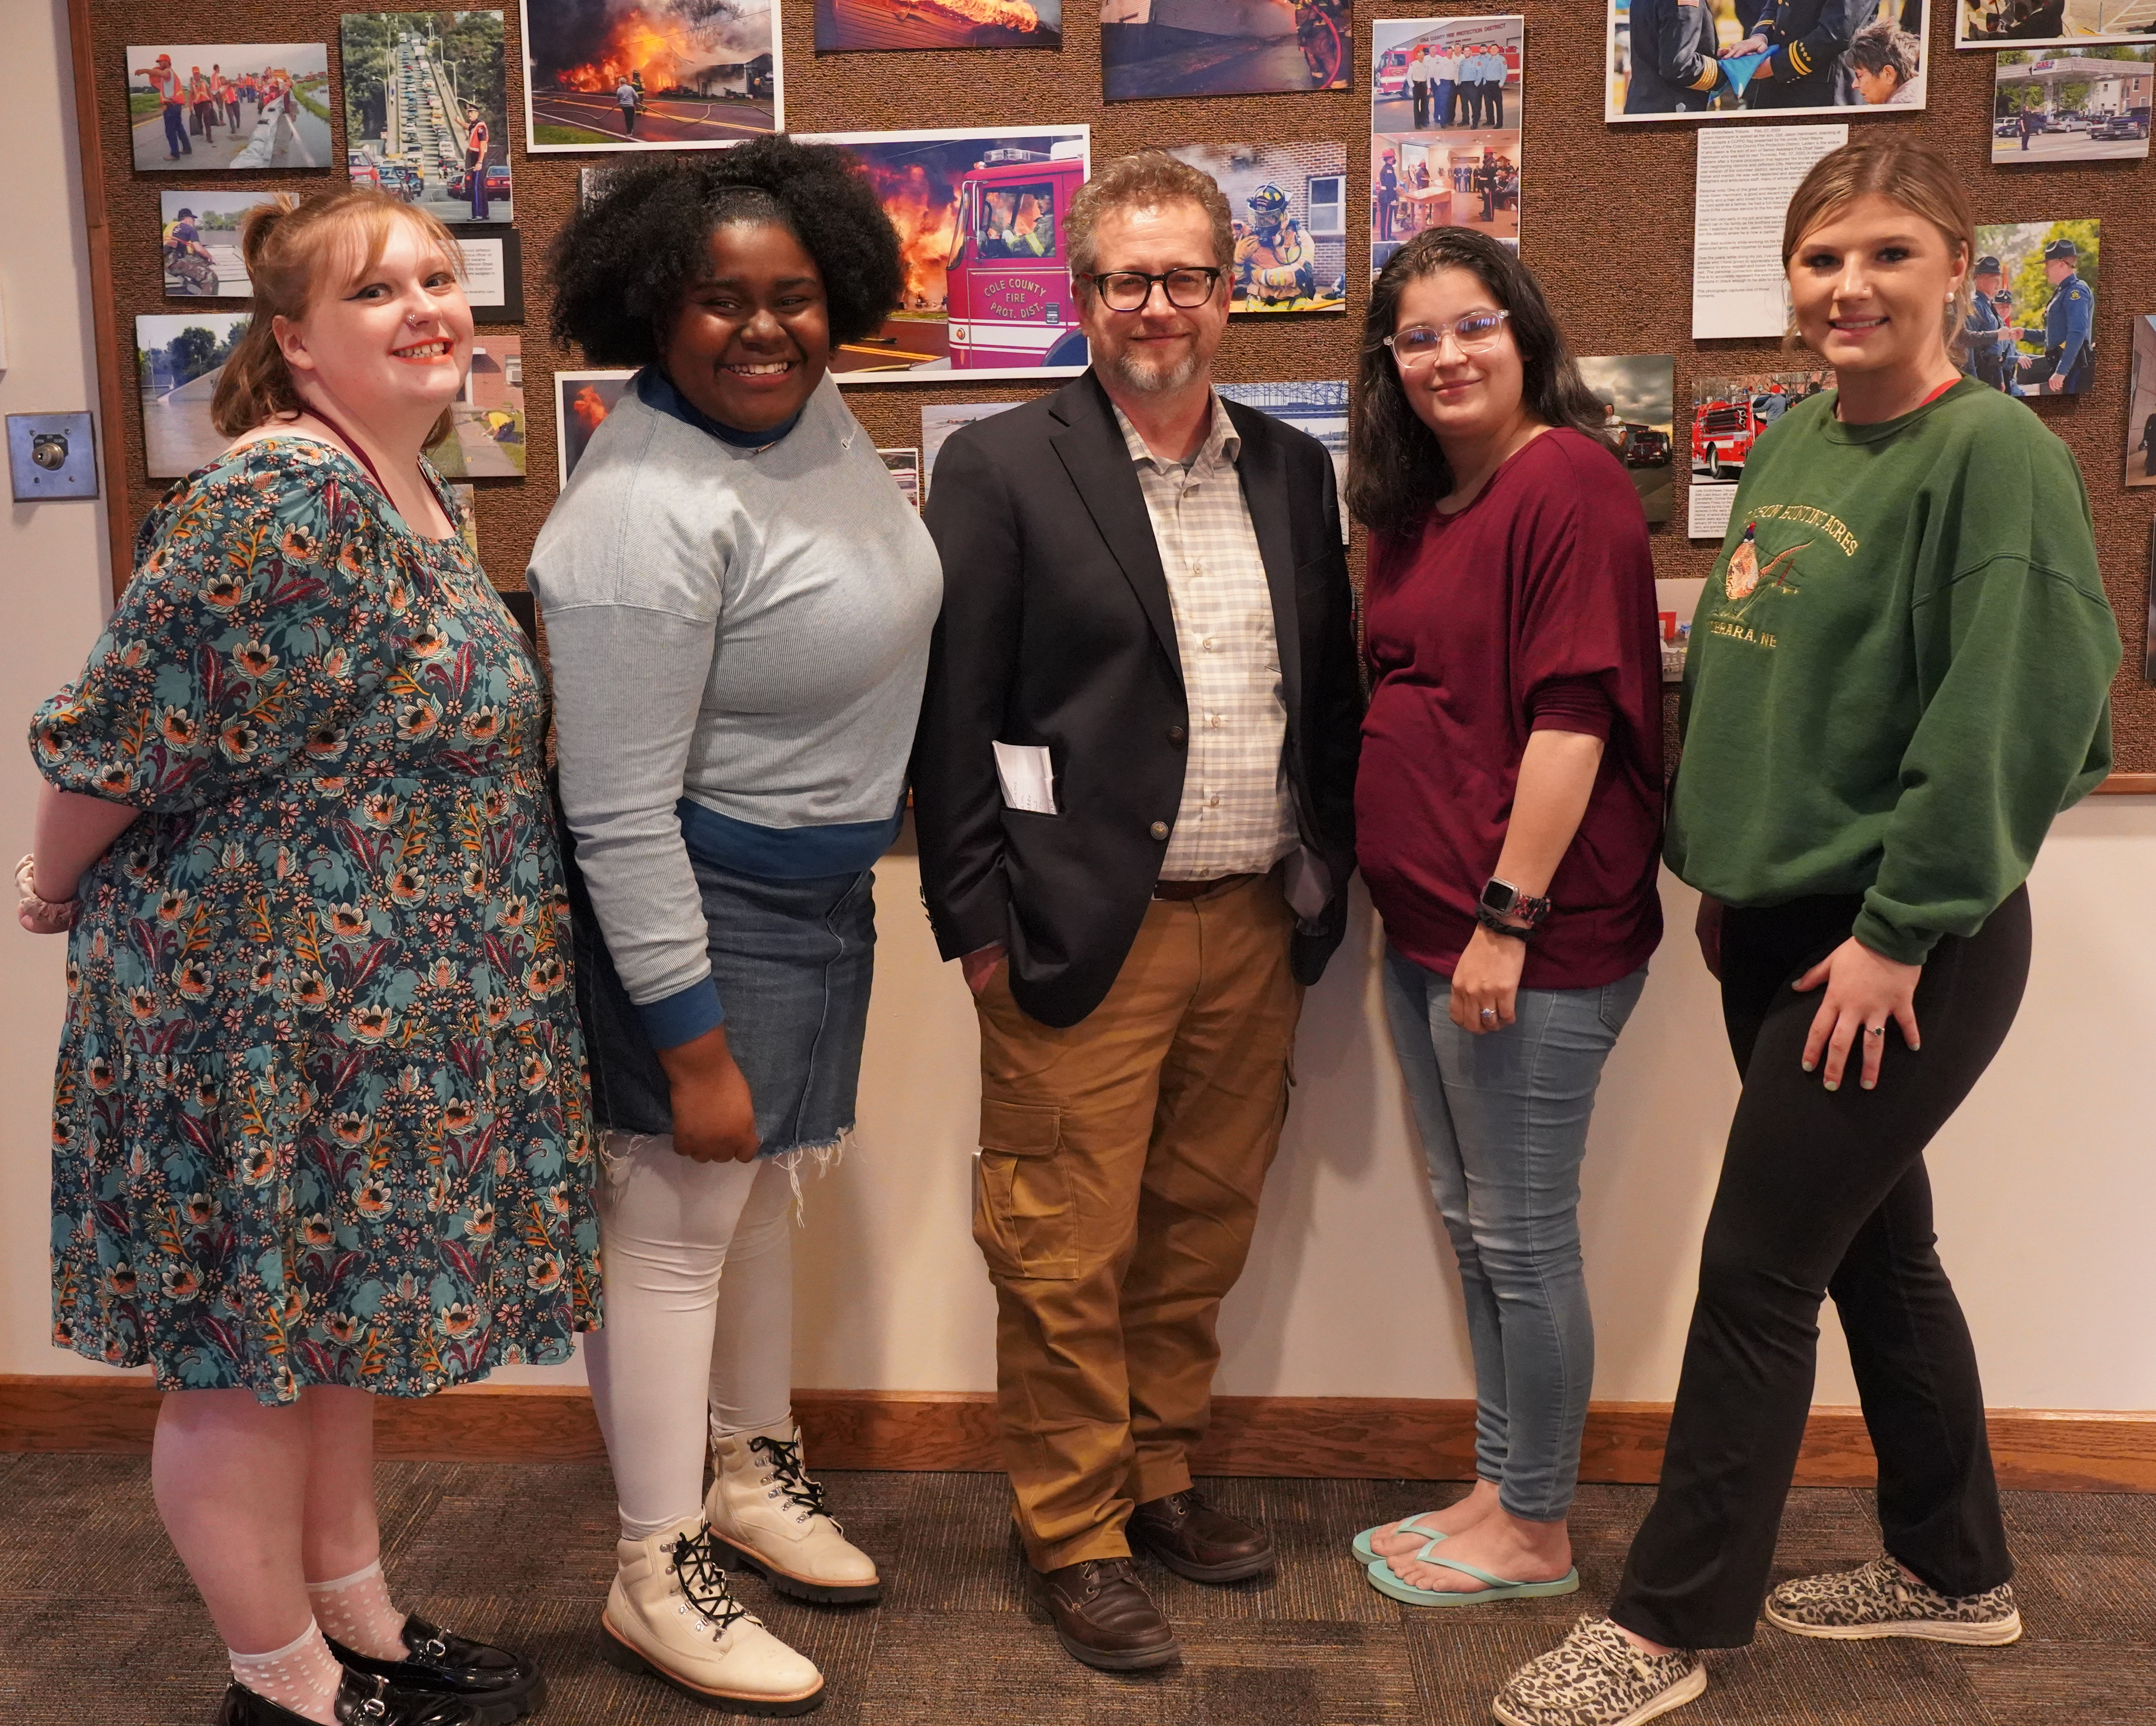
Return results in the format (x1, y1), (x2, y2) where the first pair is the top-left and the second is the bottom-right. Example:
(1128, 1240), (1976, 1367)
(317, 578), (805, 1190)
(1048, 376), (1183, 686)
(1231, 410), (1305, 741)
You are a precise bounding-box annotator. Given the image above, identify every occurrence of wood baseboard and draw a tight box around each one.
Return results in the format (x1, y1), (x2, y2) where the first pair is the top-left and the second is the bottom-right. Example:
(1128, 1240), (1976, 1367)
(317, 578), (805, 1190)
(2096, 773), (2156, 794)
(3, 1377), (2150, 1490)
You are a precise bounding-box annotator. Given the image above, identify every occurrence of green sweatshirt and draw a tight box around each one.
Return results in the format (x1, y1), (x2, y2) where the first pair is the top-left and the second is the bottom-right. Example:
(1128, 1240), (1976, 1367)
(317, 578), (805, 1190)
(1668, 378), (2119, 964)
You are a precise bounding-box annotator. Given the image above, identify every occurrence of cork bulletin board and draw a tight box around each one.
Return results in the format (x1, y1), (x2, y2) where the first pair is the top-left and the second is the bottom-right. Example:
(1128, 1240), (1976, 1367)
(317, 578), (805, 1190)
(65, 0), (2156, 782)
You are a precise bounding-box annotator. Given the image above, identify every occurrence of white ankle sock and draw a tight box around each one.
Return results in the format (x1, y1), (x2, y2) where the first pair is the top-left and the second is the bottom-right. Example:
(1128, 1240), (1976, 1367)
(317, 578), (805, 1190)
(305, 1559), (409, 1661)
(228, 1622), (342, 1726)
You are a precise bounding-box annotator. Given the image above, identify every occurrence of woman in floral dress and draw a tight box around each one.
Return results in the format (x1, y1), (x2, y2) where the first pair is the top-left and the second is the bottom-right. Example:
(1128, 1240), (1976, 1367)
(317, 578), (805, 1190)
(20, 189), (596, 1726)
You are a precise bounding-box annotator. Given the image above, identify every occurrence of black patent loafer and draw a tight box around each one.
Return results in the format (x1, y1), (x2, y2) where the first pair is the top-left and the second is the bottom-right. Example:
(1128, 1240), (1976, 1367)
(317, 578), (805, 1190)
(215, 1669), (503, 1724)
(324, 1617), (543, 1725)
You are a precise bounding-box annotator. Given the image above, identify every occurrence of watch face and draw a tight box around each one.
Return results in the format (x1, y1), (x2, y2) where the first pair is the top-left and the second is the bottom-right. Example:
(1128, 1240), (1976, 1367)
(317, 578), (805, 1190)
(1479, 879), (1517, 915)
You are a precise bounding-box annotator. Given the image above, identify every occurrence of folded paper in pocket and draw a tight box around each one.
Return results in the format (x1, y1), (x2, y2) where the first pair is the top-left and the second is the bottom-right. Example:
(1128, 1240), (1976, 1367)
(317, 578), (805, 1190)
(992, 741), (1057, 815)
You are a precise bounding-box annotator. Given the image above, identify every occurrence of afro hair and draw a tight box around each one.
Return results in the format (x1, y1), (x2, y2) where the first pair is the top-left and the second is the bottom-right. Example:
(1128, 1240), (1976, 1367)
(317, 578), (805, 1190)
(549, 136), (903, 363)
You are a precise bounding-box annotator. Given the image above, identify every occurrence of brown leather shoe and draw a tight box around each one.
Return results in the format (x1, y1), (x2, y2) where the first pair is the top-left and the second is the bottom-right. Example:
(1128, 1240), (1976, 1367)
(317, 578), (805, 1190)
(1026, 1558), (1181, 1671)
(1129, 1488), (1277, 1583)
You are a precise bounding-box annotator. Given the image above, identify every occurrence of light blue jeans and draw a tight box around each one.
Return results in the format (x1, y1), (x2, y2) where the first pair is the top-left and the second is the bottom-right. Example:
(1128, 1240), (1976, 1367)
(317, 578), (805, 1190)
(1382, 945), (1647, 1522)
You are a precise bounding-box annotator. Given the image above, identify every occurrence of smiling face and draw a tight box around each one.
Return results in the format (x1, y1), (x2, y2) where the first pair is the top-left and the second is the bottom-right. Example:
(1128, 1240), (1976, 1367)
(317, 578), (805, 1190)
(1392, 264), (1527, 450)
(274, 215), (472, 425)
(664, 220), (831, 433)
(1077, 200), (1229, 399)
(1787, 192), (1966, 380)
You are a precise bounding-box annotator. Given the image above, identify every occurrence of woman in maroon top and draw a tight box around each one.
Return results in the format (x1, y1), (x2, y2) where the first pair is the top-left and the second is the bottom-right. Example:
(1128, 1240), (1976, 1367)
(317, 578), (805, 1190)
(1344, 229), (1664, 1607)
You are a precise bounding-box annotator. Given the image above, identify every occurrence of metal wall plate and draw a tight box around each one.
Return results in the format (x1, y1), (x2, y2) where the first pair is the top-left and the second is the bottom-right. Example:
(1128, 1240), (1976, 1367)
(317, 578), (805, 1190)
(7, 413), (99, 502)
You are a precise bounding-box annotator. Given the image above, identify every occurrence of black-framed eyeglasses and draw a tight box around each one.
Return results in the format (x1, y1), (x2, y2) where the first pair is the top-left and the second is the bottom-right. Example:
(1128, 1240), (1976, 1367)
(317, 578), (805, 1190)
(1382, 309), (1512, 369)
(1080, 267), (1224, 312)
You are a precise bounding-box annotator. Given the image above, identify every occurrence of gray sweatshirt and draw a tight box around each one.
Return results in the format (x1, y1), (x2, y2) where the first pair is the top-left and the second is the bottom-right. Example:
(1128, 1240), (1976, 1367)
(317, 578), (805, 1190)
(527, 370), (942, 1048)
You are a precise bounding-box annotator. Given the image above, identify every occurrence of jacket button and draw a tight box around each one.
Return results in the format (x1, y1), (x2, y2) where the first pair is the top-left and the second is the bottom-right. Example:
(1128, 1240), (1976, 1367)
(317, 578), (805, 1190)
(1149, 821), (1169, 841)
(1167, 725), (1187, 743)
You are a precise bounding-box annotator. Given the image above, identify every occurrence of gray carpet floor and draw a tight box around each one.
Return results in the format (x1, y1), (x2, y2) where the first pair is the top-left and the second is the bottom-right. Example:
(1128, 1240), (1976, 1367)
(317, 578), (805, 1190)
(1, 1454), (2150, 1723)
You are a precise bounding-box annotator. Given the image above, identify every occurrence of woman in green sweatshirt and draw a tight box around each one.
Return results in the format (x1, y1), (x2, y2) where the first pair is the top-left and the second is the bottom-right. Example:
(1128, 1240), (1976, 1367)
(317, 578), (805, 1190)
(1495, 139), (2119, 1726)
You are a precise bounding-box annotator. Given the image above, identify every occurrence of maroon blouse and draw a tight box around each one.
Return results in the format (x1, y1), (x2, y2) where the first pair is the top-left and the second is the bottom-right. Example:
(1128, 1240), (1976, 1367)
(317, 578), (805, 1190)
(1357, 426), (1665, 990)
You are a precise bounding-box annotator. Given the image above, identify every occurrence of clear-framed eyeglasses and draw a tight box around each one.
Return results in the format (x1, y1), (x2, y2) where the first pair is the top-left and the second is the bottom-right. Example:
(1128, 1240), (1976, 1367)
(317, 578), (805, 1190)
(1082, 267), (1224, 312)
(1382, 309), (1513, 369)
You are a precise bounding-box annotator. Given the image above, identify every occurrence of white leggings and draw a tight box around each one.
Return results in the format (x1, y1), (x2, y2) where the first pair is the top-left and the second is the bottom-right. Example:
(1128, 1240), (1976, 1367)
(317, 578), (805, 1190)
(584, 1132), (796, 1540)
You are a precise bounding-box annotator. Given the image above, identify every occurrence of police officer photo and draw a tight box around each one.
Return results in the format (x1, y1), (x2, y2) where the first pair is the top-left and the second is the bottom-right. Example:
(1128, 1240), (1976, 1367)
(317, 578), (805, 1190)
(1960, 255), (2014, 394)
(1622, 0), (1728, 114)
(2016, 237), (2093, 397)
(1731, 0), (1863, 109)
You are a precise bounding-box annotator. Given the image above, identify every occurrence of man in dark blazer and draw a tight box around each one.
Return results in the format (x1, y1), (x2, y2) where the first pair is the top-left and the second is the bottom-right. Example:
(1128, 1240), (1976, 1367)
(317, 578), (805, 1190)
(910, 150), (1360, 1673)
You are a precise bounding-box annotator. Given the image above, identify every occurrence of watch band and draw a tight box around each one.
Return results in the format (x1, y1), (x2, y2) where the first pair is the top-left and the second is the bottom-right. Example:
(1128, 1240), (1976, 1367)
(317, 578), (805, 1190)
(1476, 906), (1535, 941)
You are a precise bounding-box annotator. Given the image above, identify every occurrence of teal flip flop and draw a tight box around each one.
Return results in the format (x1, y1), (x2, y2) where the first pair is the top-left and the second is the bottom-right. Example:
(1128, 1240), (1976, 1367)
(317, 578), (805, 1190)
(1364, 1539), (1580, 1607)
(1350, 1512), (1449, 1565)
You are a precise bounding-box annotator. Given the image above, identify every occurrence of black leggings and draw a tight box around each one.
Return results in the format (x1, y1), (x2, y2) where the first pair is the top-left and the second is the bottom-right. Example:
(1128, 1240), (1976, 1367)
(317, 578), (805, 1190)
(1611, 888), (2029, 1650)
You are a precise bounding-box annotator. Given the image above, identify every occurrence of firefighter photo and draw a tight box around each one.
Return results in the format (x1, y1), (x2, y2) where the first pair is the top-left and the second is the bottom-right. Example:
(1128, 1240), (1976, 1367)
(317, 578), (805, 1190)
(1234, 182), (1320, 308)
(1729, 0), (1864, 110)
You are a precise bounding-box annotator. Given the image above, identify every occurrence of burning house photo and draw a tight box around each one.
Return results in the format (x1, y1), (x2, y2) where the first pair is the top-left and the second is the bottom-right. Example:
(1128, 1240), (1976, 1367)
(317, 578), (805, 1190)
(818, 0), (1060, 53)
(520, 0), (781, 151)
(555, 369), (637, 484)
(803, 127), (1092, 381)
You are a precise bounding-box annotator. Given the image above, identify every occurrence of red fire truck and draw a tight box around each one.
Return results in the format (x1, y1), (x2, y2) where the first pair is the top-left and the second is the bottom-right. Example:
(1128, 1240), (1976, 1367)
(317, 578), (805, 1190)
(1691, 385), (1794, 480)
(945, 141), (1089, 372)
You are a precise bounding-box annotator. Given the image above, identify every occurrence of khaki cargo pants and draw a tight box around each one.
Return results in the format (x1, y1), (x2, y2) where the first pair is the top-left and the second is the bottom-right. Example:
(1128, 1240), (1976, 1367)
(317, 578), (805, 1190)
(971, 872), (1304, 1571)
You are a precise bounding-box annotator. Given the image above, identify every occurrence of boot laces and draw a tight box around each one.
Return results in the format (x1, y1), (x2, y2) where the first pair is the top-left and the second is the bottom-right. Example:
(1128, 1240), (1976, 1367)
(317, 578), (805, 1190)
(667, 1528), (749, 1636)
(750, 1433), (838, 1527)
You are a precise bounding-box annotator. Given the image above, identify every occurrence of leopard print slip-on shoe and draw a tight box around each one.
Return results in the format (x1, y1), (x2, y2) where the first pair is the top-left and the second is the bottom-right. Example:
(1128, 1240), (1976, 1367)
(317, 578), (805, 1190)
(1765, 1555), (2022, 1646)
(1492, 1615), (1706, 1726)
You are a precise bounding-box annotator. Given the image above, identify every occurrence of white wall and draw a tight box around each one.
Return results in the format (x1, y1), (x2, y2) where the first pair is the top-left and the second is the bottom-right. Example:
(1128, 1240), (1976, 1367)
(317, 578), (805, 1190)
(3, 3), (2151, 1414)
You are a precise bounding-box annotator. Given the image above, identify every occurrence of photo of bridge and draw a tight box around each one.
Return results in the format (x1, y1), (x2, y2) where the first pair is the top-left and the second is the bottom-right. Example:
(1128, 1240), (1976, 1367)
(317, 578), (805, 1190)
(341, 12), (513, 223)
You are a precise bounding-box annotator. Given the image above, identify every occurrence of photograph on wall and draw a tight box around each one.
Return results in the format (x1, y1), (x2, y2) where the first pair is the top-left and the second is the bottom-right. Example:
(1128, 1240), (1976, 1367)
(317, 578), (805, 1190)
(803, 128), (1090, 381)
(424, 335), (526, 478)
(2124, 315), (2156, 486)
(922, 400), (1021, 497)
(1963, 220), (2099, 399)
(555, 369), (637, 485)
(1608, 0), (1927, 121)
(1372, 17), (1522, 271)
(126, 42), (330, 171)
(1687, 366), (1832, 538)
(1578, 355), (1675, 526)
(879, 447), (922, 510)
(1961, 0), (2156, 47)
(2146, 528), (2156, 683)
(1215, 381), (1349, 543)
(1991, 46), (2152, 162)
(1165, 143), (1347, 313)
(138, 312), (251, 478)
(1101, 0), (1350, 102)
(819, 0), (1058, 52)
(160, 192), (277, 297)
(520, 0), (781, 150)
(343, 13), (513, 223)
(446, 482), (482, 558)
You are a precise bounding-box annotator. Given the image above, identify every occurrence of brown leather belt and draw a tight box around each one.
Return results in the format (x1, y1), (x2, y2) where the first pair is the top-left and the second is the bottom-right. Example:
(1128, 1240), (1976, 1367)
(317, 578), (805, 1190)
(1153, 873), (1257, 902)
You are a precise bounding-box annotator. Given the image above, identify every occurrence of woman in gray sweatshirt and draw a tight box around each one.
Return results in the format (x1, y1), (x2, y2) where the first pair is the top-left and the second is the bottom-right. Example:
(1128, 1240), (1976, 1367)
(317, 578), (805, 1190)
(528, 140), (941, 1715)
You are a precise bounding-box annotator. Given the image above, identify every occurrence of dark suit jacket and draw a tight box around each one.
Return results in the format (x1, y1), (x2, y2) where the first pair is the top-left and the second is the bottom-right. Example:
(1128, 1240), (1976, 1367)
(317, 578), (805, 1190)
(910, 371), (1361, 1030)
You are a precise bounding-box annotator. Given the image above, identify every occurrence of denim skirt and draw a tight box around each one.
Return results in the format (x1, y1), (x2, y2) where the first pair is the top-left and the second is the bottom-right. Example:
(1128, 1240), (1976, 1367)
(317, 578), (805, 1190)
(565, 844), (876, 1160)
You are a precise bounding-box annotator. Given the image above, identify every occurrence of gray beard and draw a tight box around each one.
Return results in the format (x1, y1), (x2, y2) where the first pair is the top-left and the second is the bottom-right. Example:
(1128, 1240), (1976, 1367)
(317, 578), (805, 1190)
(1107, 343), (1203, 395)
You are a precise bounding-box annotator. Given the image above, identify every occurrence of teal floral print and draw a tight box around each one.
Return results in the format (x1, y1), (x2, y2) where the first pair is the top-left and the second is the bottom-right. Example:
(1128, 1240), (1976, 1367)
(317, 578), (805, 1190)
(31, 438), (598, 1405)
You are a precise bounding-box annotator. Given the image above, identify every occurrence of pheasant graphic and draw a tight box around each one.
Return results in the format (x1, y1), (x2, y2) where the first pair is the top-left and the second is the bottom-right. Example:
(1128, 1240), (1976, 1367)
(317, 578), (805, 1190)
(1723, 521), (1810, 607)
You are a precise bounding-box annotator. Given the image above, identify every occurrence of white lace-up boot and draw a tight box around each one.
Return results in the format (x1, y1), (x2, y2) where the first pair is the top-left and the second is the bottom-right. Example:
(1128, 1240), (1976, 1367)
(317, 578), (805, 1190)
(705, 1416), (883, 1604)
(600, 1512), (826, 1715)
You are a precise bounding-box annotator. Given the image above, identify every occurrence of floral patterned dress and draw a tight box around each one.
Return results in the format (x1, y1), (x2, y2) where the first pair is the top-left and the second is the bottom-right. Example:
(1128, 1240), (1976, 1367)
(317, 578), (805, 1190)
(31, 439), (599, 1404)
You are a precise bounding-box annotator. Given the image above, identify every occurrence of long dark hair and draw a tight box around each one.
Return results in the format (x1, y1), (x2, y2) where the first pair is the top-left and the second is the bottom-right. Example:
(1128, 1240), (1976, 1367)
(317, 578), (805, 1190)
(1347, 228), (1607, 539)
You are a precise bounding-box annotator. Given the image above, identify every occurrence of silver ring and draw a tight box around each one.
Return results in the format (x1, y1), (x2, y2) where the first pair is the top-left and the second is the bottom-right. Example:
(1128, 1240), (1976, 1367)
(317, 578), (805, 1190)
(1479, 1008), (1496, 1025)
(1865, 1025), (1885, 1037)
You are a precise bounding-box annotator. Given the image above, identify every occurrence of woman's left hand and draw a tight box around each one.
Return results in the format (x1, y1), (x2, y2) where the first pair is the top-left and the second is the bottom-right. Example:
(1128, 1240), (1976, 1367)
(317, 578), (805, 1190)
(1795, 937), (1922, 1091)
(1450, 925), (1527, 1035)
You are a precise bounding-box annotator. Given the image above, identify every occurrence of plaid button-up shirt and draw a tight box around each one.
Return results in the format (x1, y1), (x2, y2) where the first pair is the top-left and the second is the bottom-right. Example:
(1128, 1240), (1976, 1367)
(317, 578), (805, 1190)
(1115, 398), (1300, 881)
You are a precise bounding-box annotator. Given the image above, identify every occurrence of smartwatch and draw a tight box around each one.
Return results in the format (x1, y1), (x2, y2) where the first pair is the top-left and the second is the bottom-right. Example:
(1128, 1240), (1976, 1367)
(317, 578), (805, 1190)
(1479, 877), (1552, 930)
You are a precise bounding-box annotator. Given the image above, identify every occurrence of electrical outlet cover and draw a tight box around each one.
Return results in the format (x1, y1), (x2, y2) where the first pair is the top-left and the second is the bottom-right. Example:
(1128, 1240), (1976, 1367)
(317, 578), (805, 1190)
(7, 412), (99, 502)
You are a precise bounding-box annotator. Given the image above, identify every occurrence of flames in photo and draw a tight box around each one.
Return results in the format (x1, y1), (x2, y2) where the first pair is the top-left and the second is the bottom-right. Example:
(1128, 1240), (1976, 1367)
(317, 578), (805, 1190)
(807, 130), (1091, 380)
(537, 0), (763, 87)
(815, 0), (1060, 55)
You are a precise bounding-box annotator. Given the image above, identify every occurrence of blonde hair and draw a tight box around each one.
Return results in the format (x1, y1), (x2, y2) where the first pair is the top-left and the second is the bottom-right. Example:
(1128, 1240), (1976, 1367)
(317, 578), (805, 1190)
(211, 188), (465, 438)
(1779, 136), (1975, 359)
(1068, 149), (1234, 285)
